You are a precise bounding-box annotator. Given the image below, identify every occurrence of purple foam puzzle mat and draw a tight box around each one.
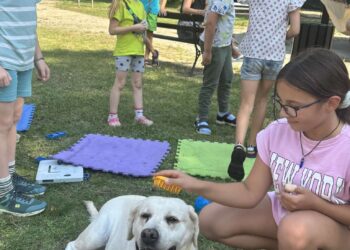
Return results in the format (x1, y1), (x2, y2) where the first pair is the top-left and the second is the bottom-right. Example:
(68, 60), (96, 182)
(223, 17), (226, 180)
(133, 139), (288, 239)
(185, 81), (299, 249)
(52, 134), (170, 177)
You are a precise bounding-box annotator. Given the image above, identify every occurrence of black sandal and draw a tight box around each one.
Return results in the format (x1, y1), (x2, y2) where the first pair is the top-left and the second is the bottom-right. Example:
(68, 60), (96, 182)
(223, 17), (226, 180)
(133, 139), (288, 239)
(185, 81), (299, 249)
(152, 50), (159, 66)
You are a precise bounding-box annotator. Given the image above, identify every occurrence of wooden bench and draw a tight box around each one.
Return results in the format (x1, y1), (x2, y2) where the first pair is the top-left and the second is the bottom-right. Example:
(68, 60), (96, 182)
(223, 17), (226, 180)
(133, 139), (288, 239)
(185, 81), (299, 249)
(153, 3), (249, 74)
(154, 12), (204, 74)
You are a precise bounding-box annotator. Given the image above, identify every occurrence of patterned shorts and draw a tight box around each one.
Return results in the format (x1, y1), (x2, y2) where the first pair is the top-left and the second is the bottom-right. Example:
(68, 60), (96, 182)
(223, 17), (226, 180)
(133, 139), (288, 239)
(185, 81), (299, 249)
(115, 56), (145, 73)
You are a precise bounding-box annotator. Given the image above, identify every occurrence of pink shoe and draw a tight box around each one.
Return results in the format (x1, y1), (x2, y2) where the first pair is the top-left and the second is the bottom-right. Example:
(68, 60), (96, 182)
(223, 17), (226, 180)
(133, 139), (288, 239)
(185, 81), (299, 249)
(108, 116), (121, 127)
(135, 116), (153, 126)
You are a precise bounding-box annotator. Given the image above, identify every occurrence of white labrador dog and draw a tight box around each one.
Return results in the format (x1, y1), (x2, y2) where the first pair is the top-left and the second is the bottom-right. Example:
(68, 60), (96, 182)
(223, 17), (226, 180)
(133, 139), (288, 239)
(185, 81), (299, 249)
(66, 195), (199, 250)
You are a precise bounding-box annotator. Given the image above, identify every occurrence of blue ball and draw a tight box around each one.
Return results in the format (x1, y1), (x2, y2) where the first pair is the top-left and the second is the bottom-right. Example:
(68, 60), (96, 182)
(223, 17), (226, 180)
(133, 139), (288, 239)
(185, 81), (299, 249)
(194, 196), (211, 213)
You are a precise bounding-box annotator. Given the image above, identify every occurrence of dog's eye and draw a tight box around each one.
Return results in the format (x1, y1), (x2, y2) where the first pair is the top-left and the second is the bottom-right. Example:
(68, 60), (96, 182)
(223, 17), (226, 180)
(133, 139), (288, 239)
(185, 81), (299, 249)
(166, 216), (179, 224)
(141, 213), (151, 221)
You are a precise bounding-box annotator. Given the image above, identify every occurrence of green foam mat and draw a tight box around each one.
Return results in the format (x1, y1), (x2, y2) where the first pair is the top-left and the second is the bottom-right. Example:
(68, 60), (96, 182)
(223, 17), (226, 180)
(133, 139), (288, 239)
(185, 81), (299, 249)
(175, 139), (255, 180)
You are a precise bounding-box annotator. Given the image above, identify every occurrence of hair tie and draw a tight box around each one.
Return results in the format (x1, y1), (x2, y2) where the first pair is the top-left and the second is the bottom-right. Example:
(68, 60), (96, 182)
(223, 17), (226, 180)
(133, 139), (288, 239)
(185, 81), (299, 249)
(339, 91), (350, 109)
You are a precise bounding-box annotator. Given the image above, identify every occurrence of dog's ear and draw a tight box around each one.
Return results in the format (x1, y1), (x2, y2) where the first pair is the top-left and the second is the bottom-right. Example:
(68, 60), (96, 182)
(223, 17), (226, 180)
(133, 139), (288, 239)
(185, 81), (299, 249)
(127, 205), (139, 241)
(188, 205), (199, 249)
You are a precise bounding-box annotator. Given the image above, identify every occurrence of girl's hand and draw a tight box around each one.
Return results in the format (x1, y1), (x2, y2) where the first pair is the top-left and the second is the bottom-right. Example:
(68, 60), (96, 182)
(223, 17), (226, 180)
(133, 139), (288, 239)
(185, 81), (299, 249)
(279, 185), (318, 211)
(154, 170), (201, 193)
(198, 9), (206, 16)
(0, 67), (12, 87)
(35, 59), (50, 82)
(133, 22), (148, 33)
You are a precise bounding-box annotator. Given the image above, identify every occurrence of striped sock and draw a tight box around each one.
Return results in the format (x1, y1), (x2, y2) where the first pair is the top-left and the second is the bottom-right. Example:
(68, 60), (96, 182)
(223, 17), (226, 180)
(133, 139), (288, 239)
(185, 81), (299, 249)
(0, 175), (14, 198)
(8, 161), (15, 176)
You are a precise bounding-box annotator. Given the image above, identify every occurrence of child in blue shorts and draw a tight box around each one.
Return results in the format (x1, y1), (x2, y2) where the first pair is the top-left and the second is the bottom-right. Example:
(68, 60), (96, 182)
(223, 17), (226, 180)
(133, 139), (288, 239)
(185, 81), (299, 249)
(0, 0), (50, 216)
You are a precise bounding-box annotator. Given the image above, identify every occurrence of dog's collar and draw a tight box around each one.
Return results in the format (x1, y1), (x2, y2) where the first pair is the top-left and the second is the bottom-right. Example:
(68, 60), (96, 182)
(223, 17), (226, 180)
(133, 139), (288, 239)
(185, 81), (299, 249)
(135, 243), (176, 250)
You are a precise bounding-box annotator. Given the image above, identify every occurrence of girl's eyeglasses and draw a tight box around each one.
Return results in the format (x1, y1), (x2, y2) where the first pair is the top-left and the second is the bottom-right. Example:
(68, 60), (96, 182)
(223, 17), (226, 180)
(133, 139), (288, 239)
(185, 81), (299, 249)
(273, 98), (322, 118)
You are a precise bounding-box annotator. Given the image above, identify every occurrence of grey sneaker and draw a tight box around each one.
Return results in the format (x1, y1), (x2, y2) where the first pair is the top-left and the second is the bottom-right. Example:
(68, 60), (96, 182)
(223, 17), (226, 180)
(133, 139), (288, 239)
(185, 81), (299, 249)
(13, 173), (46, 196)
(0, 190), (47, 217)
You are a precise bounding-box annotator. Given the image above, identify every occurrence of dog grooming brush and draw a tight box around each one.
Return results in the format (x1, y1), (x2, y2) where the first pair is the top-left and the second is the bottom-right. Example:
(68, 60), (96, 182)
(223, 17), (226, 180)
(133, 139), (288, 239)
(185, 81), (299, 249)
(153, 176), (182, 194)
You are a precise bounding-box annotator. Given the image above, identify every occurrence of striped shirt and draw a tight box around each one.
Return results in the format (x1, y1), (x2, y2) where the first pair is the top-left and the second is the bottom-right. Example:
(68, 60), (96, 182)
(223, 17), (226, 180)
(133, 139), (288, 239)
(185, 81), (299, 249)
(0, 0), (40, 71)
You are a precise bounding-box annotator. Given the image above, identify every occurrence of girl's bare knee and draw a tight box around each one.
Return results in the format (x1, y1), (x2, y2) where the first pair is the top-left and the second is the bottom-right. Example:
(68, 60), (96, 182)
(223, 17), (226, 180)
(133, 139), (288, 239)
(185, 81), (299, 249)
(0, 117), (14, 133)
(198, 207), (221, 240)
(132, 81), (142, 90)
(278, 216), (311, 250)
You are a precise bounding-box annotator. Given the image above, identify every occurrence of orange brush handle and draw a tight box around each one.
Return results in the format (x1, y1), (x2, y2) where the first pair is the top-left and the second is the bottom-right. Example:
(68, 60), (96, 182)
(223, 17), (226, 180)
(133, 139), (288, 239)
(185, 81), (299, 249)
(153, 176), (182, 194)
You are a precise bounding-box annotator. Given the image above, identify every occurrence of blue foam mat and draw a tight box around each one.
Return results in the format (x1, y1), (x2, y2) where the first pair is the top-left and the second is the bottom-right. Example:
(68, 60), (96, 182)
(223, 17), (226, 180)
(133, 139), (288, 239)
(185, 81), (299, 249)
(17, 104), (36, 132)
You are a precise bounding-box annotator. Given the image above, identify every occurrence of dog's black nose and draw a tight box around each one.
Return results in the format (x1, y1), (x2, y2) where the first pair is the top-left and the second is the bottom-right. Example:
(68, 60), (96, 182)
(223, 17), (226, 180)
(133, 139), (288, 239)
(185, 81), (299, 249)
(141, 228), (159, 245)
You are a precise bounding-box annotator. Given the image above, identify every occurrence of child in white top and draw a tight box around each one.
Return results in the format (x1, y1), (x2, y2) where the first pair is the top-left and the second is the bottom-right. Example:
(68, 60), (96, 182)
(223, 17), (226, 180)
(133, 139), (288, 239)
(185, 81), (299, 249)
(228, 0), (303, 181)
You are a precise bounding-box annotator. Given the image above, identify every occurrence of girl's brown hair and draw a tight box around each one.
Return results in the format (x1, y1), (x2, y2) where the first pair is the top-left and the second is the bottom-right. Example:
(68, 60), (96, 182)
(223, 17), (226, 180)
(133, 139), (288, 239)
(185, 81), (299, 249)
(276, 48), (350, 124)
(108, 0), (120, 19)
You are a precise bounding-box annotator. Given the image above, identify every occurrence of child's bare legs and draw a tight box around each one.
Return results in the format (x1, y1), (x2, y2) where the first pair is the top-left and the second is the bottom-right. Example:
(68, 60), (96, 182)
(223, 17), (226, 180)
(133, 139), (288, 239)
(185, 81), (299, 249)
(131, 71), (143, 110)
(145, 31), (153, 61)
(235, 79), (260, 145)
(199, 196), (278, 249)
(109, 70), (128, 113)
(108, 70), (128, 126)
(131, 71), (153, 126)
(247, 79), (274, 147)
(278, 210), (350, 249)
(144, 31), (159, 66)
(200, 195), (350, 249)
(227, 79), (259, 180)
(8, 98), (24, 164)
(0, 101), (16, 178)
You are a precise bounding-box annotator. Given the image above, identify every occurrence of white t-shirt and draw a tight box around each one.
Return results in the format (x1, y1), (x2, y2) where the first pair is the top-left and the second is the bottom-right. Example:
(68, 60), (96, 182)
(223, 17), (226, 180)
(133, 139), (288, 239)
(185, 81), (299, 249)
(239, 0), (304, 61)
(199, 0), (235, 48)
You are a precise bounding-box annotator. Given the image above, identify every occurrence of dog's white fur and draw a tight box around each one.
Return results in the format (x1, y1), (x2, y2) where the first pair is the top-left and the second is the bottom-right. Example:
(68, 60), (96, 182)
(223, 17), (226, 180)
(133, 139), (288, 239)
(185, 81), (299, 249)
(66, 195), (199, 250)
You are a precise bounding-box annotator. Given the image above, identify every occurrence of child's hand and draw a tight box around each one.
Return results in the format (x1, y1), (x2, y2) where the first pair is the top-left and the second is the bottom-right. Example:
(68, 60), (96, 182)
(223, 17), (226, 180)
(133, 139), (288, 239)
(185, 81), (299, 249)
(154, 170), (200, 193)
(133, 21), (148, 33)
(0, 67), (12, 87)
(198, 9), (206, 16)
(278, 185), (318, 211)
(35, 59), (50, 82)
(202, 51), (212, 66)
(159, 7), (167, 16)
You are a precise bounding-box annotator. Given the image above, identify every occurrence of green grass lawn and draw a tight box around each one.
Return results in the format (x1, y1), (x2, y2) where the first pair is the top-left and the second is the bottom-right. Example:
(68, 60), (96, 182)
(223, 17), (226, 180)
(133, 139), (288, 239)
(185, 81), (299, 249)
(0, 2), (276, 250)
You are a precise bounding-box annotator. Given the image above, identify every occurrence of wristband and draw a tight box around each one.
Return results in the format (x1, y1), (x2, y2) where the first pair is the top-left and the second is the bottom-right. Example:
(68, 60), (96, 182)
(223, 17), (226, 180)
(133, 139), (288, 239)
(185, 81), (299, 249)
(34, 57), (45, 63)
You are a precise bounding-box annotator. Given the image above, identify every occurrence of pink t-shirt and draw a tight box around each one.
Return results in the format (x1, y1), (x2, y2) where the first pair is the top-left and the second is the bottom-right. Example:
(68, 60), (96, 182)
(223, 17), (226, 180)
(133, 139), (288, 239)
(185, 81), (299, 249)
(257, 119), (350, 225)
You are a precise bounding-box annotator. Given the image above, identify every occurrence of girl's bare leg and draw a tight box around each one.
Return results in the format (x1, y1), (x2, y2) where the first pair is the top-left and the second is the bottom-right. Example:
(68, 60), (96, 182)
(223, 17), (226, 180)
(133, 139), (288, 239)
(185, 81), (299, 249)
(247, 79), (274, 146)
(235, 79), (260, 144)
(278, 210), (350, 250)
(131, 72), (143, 109)
(199, 195), (278, 249)
(109, 71), (128, 114)
(0, 102), (16, 178)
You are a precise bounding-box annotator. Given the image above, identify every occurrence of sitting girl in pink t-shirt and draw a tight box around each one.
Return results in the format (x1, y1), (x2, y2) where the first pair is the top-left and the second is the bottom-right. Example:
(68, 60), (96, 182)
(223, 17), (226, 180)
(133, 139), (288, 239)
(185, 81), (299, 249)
(155, 48), (350, 249)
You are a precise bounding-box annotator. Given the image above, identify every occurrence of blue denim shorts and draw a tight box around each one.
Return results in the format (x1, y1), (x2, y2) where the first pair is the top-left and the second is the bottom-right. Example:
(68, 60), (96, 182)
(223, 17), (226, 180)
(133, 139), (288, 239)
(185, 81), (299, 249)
(240, 57), (283, 81)
(0, 69), (32, 102)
